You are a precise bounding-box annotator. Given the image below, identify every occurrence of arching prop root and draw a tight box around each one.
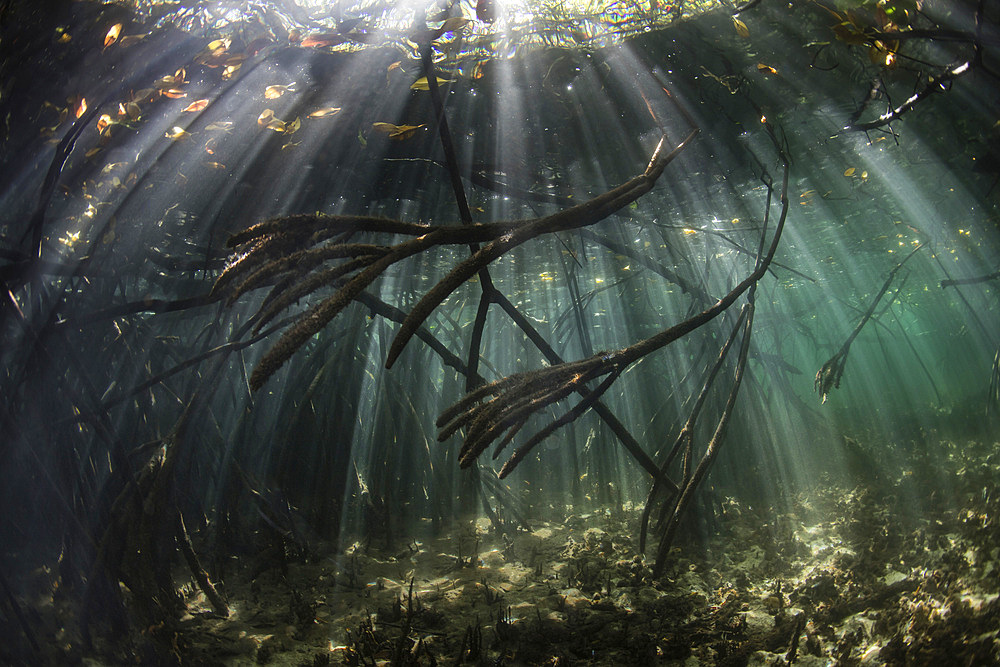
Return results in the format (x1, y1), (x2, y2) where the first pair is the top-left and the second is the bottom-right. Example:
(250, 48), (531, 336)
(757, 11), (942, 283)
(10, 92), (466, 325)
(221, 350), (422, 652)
(439, 138), (789, 481)
(216, 130), (697, 391)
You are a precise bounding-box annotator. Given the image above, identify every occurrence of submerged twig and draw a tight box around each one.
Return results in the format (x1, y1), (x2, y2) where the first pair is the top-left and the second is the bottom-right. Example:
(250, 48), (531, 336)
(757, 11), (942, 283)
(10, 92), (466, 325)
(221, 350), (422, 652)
(814, 243), (924, 402)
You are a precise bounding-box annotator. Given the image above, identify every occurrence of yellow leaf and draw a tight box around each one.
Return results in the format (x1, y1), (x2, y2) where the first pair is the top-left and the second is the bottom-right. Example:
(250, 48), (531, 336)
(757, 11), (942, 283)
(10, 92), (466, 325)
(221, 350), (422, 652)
(75, 97), (87, 118)
(372, 122), (425, 140)
(844, 167), (856, 177)
(205, 121), (234, 132)
(285, 117), (301, 134)
(165, 126), (191, 140)
(410, 76), (453, 91)
(257, 109), (275, 126)
(307, 107), (341, 118)
(57, 33), (72, 44)
(732, 17), (750, 39)
(205, 162), (226, 170)
(682, 228), (698, 236)
(104, 23), (122, 49)
(265, 118), (286, 132)
(757, 63), (777, 75)
(162, 89), (187, 99)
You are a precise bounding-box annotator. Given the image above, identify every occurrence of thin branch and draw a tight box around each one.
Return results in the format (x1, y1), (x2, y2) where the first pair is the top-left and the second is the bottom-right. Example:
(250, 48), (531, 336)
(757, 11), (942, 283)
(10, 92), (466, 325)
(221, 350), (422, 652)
(814, 243), (924, 402)
(847, 61), (972, 131)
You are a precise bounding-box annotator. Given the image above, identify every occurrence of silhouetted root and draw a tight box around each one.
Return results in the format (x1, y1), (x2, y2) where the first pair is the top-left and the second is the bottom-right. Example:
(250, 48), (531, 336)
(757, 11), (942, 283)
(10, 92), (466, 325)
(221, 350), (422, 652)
(221, 129), (697, 392)
(814, 243), (923, 403)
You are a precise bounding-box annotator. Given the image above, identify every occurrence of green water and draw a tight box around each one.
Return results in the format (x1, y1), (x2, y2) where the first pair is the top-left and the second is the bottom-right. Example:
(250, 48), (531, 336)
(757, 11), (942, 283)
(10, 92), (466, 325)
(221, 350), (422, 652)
(0, 0), (998, 663)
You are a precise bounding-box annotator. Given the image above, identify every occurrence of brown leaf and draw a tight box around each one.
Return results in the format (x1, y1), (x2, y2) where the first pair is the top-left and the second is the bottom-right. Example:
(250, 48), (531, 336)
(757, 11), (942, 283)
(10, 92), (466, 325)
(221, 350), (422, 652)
(182, 99), (209, 112)
(732, 17), (750, 39)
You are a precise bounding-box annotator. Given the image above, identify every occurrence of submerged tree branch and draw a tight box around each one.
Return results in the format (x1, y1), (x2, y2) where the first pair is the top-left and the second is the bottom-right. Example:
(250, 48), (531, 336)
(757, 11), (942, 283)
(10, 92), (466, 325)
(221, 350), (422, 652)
(815, 243), (924, 402)
(217, 128), (697, 392)
(438, 146), (789, 478)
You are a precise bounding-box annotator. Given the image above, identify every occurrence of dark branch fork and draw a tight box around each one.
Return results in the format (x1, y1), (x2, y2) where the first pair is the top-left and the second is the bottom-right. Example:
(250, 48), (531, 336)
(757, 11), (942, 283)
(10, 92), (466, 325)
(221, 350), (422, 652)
(215, 130), (698, 392)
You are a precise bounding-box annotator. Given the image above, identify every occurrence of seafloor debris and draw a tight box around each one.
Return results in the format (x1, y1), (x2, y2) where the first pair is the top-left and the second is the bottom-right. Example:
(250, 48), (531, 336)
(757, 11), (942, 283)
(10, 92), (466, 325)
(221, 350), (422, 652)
(11, 437), (1000, 665)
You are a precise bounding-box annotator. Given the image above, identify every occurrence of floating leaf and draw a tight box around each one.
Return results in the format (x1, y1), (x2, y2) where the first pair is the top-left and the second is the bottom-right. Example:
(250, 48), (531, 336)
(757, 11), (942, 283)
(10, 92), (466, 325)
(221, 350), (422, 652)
(372, 122), (425, 140)
(757, 63), (778, 75)
(121, 101), (141, 120)
(162, 89), (187, 99)
(96, 114), (112, 133)
(182, 99), (209, 112)
(410, 76), (453, 91)
(165, 126), (191, 140)
(118, 33), (149, 48)
(205, 121), (234, 132)
(308, 107), (341, 118)
(205, 161), (226, 170)
(257, 109), (275, 126)
(104, 23), (122, 49)
(57, 33), (72, 44)
(285, 117), (301, 134)
(682, 228), (698, 236)
(265, 83), (295, 99)
(75, 97), (87, 118)
(265, 118), (286, 132)
(388, 61), (402, 74)
(844, 167), (856, 177)
(206, 38), (229, 53)
(732, 17), (750, 39)
(131, 88), (156, 103)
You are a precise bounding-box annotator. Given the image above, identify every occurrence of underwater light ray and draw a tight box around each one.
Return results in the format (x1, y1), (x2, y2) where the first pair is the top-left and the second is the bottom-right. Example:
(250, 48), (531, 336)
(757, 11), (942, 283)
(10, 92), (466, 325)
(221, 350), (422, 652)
(443, 136), (788, 479)
(650, 298), (755, 574)
(385, 130), (697, 368)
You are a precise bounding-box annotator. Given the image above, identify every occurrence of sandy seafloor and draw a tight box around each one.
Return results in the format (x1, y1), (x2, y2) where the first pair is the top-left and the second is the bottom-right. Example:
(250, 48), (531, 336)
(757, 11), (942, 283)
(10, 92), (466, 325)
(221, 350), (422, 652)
(18, 437), (1000, 665)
